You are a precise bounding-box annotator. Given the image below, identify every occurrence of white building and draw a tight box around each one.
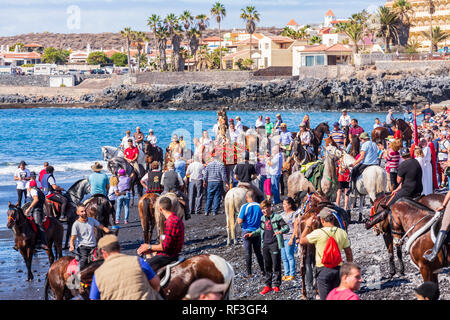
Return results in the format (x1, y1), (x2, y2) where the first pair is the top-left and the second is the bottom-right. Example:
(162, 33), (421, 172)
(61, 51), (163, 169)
(322, 33), (350, 46)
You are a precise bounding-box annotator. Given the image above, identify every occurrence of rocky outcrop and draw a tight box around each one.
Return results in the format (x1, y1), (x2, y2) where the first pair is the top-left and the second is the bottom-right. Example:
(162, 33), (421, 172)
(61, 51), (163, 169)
(98, 74), (450, 111)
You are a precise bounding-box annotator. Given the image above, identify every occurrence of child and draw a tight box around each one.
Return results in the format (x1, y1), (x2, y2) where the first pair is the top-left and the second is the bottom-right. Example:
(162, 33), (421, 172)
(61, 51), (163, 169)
(107, 176), (119, 217)
(336, 159), (350, 212)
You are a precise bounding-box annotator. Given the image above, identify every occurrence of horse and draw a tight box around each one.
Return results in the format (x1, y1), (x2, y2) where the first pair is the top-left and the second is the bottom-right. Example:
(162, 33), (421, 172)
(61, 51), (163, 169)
(311, 122), (330, 158)
(6, 203), (64, 280)
(138, 193), (159, 244)
(102, 145), (146, 167)
(107, 156), (144, 206)
(392, 118), (413, 148)
(328, 145), (387, 221)
(223, 187), (248, 245)
(84, 195), (114, 240)
(366, 193), (445, 278)
(294, 197), (349, 300)
(371, 127), (390, 146)
(45, 253), (234, 300)
(143, 141), (164, 170)
(366, 197), (449, 285)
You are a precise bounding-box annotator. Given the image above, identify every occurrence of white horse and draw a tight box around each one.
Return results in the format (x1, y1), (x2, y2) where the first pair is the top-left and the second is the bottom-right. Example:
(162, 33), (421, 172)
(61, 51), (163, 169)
(224, 187), (248, 246)
(101, 145), (146, 167)
(327, 145), (387, 221)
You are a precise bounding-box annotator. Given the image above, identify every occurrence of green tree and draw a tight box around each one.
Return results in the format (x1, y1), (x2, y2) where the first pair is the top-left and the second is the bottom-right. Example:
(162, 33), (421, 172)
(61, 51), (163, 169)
(120, 27), (134, 72)
(87, 51), (109, 65)
(240, 6), (260, 67)
(41, 47), (69, 64)
(421, 26), (450, 53)
(188, 27), (201, 71)
(342, 19), (364, 55)
(211, 2), (226, 70)
(195, 13), (209, 47)
(10, 42), (25, 52)
(110, 52), (128, 67)
(308, 35), (322, 45)
(132, 31), (150, 72)
(392, 0), (413, 47)
(165, 13), (184, 72)
(376, 6), (400, 53)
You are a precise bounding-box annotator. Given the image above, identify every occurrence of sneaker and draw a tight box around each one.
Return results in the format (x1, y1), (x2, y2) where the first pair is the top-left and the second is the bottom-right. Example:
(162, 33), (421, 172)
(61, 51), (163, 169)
(259, 286), (272, 295)
(273, 287), (280, 293)
(286, 276), (295, 281)
(59, 216), (68, 222)
(115, 220), (120, 224)
(124, 220), (128, 225)
(282, 276), (289, 281)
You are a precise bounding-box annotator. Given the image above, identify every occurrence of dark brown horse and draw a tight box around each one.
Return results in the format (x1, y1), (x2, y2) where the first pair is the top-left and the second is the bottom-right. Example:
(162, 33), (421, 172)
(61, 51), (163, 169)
(45, 253), (234, 300)
(366, 193), (445, 278)
(7, 203), (64, 281)
(138, 193), (159, 244)
(392, 118), (413, 148)
(366, 196), (448, 285)
(85, 195), (114, 241)
(371, 127), (390, 145)
(143, 141), (164, 170)
(312, 122), (330, 158)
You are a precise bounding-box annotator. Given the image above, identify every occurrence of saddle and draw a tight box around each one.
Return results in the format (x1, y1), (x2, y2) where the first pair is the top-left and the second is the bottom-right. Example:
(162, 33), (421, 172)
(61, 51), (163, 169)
(66, 248), (99, 278)
(26, 216), (51, 233)
(46, 199), (61, 216)
(157, 256), (186, 288)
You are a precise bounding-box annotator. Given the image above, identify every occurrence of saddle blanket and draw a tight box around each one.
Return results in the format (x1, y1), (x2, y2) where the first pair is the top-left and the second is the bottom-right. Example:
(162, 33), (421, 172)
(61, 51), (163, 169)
(27, 216), (50, 233)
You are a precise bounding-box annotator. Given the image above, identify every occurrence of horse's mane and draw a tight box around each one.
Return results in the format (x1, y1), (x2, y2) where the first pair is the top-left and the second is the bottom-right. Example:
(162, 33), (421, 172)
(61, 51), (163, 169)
(397, 197), (435, 213)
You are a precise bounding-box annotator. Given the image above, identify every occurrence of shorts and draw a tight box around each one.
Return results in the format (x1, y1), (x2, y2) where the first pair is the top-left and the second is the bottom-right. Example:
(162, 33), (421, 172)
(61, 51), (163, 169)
(337, 181), (349, 190)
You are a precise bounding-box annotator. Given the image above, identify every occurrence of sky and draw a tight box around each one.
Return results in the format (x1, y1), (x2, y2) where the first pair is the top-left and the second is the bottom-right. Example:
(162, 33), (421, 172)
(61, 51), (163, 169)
(0, 0), (386, 37)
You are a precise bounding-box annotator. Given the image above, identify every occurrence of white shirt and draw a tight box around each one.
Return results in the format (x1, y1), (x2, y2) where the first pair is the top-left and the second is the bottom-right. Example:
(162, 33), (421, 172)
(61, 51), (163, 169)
(300, 131), (311, 145)
(15, 168), (30, 190)
(255, 119), (264, 127)
(236, 120), (243, 132)
(26, 180), (42, 198)
(121, 135), (135, 149)
(229, 129), (240, 143)
(186, 161), (204, 181)
(373, 123), (383, 129)
(146, 134), (157, 145)
(339, 115), (351, 127)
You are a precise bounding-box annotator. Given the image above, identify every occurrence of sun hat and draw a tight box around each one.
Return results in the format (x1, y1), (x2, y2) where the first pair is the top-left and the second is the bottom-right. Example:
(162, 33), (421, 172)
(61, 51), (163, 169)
(414, 282), (440, 300)
(280, 123), (287, 127)
(359, 132), (370, 140)
(118, 169), (126, 176)
(91, 162), (103, 172)
(97, 234), (119, 249)
(342, 109), (347, 112)
(185, 279), (228, 300)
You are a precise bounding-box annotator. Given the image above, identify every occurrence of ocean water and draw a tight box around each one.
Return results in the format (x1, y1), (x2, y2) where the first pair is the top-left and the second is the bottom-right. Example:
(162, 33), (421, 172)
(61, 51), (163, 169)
(0, 107), (398, 230)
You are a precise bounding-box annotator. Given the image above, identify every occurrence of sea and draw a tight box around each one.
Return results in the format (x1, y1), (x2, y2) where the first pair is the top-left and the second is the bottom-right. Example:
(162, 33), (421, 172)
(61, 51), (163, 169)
(0, 107), (399, 298)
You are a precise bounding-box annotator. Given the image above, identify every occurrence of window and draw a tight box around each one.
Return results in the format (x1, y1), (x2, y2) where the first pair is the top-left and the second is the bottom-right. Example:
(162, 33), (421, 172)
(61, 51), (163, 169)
(305, 56), (315, 66)
(265, 43), (269, 50)
(316, 55), (325, 65)
(264, 57), (268, 67)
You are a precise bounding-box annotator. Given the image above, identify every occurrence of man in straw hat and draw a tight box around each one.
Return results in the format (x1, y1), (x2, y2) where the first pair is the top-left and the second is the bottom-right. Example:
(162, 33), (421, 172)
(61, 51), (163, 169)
(89, 234), (162, 300)
(89, 162), (109, 197)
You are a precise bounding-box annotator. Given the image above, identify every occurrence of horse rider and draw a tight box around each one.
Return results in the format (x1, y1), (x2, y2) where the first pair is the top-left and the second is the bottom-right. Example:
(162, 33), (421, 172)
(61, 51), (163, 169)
(297, 122), (314, 159)
(146, 129), (158, 146)
(120, 130), (135, 151)
(339, 109), (351, 147)
(386, 109), (395, 126)
(24, 180), (48, 250)
(424, 189), (450, 262)
(134, 126), (144, 150)
(274, 113), (283, 134)
(43, 165), (69, 222)
(137, 196), (185, 272)
(233, 150), (264, 202)
(388, 148), (423, 206)
(348, 132), (378, 196)
(279, 123), (294, 161)
(124, 139), (142, 178)
(330, 122), (346, 150)
(141, 161), (163, 194)
(161, 161), (191, 220)
(89, 162), (110, 198)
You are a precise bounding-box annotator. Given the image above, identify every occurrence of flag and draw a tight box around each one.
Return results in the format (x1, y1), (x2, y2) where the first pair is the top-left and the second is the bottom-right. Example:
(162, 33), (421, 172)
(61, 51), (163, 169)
(413, 103), (419, 145)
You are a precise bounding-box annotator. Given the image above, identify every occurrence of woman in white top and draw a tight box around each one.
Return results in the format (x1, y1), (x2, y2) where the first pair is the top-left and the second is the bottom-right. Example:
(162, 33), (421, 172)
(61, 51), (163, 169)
(415, 145), (433, 195)
(255, 115), (264, 129)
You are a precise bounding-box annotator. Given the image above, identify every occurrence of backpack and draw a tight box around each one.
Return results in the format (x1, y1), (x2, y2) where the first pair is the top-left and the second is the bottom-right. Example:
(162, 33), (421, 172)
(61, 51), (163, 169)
(320, 228), (342, 269)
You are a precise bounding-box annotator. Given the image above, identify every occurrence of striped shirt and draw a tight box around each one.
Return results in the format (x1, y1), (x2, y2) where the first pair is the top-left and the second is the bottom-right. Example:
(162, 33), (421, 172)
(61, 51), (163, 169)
(330, 130), (346, 148)
(385, 150), (400, 173)
(204, 160), (227, 183)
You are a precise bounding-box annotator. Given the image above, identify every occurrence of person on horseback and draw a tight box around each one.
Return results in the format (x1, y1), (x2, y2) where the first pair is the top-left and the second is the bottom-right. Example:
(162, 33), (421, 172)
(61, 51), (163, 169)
(389, 148), (423, 206)
(423, 189), (450, 262)
(297, 122), (314, 159)
(44, 166), (69, 222)
(161, 161), (191, 220)
(120, 130), (135, 151)
(24, 180), (48, 250)
(330, 122), (346, 150)
(124, 139), (141, 178)
(141, 161), (163, 194)
(233, 150), (264, 202)
(89, 162), (109, 197)
(348, 132), (378, 196)
(137, 196), (185, 272)
(69, 204), (110, 271)
(134, 126), (144, 150)
(146, 129), (158, 145)
(89, 234), (161, 300)
(274, 113), (283, 134)
(279, 123), (293, 160)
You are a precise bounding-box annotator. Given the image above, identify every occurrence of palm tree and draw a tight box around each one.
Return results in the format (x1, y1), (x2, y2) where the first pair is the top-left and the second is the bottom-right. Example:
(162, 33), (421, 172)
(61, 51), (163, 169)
(165, 14), (183, 71)
(421, 26), (450, 53)
(308, 35), (322, 45)
(147, 14), (161, 68)
(343, 20), (364, 57)
(211, 2), (226, 70)
(188, 27), (201, 71)
(281, 27), (293, 38)
(120, 27), (134, 72)
(392, 0), (413, 47)
(132, 31), (150, 73)
(195, 13), (209, 47)
(240, 6), (260, 67)
(376, 6), (400, 53)
(155, 23), (169, 71)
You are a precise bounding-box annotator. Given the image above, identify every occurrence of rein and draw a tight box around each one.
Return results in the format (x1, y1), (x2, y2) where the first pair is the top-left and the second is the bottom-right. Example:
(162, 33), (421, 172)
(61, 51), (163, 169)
(390, 210), (435, 246)
(300, 192), (314, 215)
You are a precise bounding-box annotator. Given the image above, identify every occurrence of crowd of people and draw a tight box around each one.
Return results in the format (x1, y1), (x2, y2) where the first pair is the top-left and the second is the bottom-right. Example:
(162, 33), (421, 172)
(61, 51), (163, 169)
(12, 104), (449, 301)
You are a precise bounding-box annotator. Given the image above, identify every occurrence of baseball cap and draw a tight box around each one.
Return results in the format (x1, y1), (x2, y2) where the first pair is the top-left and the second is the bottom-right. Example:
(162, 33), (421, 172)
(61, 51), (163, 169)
(414, 282), (440, 300)
(29, 180), (37, 188)
(280, 123), (287, 127)
(19, 160), (27, 167)
(400, 147), (411, 157)
(265, 116), (270, 120)
(333, 122), (339, 127)
(185, 279), (228, 300)
(97, 234), (119, 249)
(359, 132), (370, 140)
(318, 207), (333, 219)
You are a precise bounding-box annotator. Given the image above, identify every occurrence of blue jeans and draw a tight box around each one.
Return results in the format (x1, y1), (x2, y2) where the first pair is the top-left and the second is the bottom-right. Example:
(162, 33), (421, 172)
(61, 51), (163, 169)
(259, 175), (267, 194)
(116, 191), (130, 222)
(205, 181), (223, 214)
(280, 238), (297, 277)
(269, 174), (281, 204)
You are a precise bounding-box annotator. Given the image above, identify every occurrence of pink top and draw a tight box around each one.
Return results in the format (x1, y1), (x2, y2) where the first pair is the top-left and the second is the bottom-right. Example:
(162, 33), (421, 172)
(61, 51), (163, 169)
(326, 288), (360, 300)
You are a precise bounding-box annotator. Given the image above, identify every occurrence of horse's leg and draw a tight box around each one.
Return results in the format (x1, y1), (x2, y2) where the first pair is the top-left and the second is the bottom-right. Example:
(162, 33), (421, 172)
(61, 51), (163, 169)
(396, 245), (405, 275)
(358, 195), (364, 222)
(419, 264), (438, 283)
(299, 247), (307, 299)
(305, 247), (315, 299)
(23, 247), (34, 281)
(383, 233), (396, 278)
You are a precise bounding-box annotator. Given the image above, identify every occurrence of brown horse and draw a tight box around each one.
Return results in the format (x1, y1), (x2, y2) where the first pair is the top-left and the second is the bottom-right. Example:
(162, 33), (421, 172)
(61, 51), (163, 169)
(366, 193), (445, 278)
(85, 195), (114, 241)
(371, 127), (390, 145)
(392, 118), (413, 148)
(6, 203), (64, 281)
(138, 193), (159, 244)
(293, 193), (349, 299)
(143, 141), (164, 170)
(45, 253), (234, 300)
(367, 196), (448, 285)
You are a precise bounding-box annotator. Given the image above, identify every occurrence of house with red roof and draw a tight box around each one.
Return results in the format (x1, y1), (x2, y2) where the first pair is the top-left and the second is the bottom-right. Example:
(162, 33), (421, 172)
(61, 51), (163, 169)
(286, 19), (300, 32)
(257, 34), (308, 69)
(0, 51), (42, 66)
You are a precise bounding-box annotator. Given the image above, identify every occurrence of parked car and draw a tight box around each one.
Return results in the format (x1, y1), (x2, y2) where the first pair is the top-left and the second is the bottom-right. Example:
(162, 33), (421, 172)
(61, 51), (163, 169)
(66, 69), (78, 75)
(91, 69), (106, 74)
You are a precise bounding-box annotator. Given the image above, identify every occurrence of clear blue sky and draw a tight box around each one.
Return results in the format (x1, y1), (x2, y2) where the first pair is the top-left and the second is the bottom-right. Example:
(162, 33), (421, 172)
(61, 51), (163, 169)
(0, 0), (385, 36)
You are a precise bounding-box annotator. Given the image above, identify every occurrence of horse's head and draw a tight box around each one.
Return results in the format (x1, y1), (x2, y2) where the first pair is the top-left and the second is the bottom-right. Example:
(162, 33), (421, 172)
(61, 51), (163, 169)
(67, 179), (91, 204)
(365, 195), (390, 230)
(6, 202), (21, 229)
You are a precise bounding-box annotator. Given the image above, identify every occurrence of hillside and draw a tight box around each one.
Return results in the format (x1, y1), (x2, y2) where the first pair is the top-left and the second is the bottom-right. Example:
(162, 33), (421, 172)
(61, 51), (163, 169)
(0, 27), (283, 51)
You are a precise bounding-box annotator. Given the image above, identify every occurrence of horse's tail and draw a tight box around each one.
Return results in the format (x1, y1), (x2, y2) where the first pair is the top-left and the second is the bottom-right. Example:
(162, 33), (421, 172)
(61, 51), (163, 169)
(44, 273), (50, 300)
